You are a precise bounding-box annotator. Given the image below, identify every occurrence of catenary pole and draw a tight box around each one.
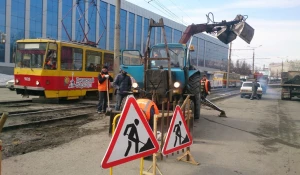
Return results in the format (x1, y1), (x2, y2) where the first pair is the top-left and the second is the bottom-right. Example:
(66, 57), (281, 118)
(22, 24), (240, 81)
(113, 0), (121, 100)
(113, 0), (121, 81)
(226, 42), (232, 89)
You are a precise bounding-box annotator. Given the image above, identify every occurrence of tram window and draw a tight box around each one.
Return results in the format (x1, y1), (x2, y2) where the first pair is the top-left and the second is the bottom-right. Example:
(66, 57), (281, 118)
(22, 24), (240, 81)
(15, 42), (47, 68)
(61, 47), (83, 71)
(86, 50), (102, 72)
(103, 53), (114, 71)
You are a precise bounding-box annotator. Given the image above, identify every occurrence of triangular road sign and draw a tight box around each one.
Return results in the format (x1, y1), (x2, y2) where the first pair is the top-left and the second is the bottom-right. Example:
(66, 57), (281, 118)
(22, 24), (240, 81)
(162, 105), (193, 155)
(101, 96), (159, 169)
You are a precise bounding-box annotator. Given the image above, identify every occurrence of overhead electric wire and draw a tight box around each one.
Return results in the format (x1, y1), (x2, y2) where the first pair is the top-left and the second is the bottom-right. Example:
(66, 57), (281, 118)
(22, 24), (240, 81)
(143, 0), (176, 21)
(168, 0), (194, 24)
(154, 0), (189, 25)
(145, 0), (188, 25)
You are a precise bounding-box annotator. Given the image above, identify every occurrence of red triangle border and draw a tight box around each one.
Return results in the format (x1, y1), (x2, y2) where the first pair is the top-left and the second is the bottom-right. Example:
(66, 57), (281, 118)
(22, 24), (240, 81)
(162, 105), (193, 155)
(101, 97), (159, 169)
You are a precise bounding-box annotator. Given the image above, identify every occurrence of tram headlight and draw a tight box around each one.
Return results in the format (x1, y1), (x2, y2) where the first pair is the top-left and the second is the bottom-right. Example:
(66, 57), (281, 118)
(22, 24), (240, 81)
(132, 83), (138, 88)
(36, 81), (40, 86)
(174, 82), (180, 88)
(15, 79), (19, 84)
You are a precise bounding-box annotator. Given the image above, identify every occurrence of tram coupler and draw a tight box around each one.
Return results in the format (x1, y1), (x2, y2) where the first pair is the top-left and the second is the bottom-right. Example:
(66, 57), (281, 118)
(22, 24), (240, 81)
(22, 87), (29, 98)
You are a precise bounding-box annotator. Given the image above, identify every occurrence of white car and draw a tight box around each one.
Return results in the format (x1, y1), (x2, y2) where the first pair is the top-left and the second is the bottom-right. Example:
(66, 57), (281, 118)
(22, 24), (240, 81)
(240, 81), (263, 99)
(6, 79), (15, 91)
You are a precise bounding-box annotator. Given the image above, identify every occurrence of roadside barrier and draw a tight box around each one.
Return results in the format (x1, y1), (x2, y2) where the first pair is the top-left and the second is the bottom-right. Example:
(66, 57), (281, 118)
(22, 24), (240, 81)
(0, 112), (8, 175)
(107, 95), (199, 175)
(110, 114), (121, 175)
(141, 96), (199, 175)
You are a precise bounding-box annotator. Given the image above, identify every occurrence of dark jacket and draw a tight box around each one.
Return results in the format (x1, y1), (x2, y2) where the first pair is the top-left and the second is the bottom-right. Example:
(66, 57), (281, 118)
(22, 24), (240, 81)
(113, 73), (132, 95)
(252, 81), (259, 92)
(98, 72), (113, 84)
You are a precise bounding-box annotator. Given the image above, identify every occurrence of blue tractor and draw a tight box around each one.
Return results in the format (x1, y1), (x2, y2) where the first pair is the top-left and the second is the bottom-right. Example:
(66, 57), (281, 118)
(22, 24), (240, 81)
(120, 14), (254, 119)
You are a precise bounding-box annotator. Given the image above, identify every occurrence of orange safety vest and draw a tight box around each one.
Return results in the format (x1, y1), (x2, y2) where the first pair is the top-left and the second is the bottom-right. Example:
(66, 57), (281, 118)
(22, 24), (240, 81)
(98, 74), (110, 91)
(201, 79), (209, 93)
(137, 99), (159, 121)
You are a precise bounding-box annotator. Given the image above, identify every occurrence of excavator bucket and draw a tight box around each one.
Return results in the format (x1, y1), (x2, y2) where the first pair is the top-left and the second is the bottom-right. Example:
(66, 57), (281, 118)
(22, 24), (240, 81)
(216, 26), (237, 44)
(232, 21), (254, 44)
(217, 14), (255, 44)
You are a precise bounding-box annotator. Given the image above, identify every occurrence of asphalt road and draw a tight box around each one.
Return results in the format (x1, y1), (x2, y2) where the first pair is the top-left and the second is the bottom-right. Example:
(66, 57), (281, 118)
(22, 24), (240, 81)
(2, 88), (300, 175)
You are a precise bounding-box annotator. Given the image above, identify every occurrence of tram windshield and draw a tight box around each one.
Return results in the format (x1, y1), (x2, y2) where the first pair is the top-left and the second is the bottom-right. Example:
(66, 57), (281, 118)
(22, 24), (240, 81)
(15, 43), (47, 68)
(150, 47), (184, 68)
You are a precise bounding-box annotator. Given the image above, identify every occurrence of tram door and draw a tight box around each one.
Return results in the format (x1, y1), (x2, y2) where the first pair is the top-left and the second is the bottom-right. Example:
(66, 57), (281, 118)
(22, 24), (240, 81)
(103, 52), (115, 94)
(44, 42), (59, 98)
(85, 50), (103, 96)
(60, 46), (84, 98)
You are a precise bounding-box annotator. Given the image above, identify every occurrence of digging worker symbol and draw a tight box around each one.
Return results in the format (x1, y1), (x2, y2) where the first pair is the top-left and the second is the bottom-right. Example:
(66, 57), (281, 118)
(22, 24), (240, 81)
(123, 119), (140, 157)
(173, 121), (182, 147)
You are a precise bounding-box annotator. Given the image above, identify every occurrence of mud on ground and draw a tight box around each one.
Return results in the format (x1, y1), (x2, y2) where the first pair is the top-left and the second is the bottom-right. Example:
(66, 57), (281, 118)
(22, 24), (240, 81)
(0, 113), (110, 159)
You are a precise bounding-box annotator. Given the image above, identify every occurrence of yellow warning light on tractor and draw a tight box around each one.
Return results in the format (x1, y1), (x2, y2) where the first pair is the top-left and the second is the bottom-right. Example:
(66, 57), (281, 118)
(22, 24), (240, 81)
(189, 45), (195, 52)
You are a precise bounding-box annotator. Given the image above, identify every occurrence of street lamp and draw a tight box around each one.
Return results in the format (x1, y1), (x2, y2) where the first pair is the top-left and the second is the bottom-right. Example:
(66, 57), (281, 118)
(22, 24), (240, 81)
(247, 45), (262, 73)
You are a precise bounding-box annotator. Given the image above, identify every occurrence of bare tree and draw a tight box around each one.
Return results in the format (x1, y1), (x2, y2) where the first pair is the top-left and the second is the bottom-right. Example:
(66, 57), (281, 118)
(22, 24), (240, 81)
(288, 60), (300, 71)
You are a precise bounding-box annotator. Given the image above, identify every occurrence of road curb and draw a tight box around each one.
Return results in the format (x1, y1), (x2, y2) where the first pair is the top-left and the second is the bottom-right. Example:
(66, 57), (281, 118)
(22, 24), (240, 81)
(209, 92), (240, 102)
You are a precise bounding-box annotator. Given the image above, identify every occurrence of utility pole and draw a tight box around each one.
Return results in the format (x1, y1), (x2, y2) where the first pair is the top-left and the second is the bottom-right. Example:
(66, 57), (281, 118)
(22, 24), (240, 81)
(233, 45), (262, 74)
(226, 42), (232, 89)
(282, 60), (283, 73)
(113, 0), (121, 82)
(252, 49), (255, 73)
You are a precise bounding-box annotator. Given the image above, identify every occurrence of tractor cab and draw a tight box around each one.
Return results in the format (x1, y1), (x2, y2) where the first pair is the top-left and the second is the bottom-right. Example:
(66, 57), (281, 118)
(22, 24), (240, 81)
(150, 44), (185, 69)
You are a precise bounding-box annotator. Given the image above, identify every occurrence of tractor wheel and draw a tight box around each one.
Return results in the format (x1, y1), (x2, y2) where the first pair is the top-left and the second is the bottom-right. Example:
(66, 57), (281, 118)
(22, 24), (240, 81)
(188, 73), (201, 119)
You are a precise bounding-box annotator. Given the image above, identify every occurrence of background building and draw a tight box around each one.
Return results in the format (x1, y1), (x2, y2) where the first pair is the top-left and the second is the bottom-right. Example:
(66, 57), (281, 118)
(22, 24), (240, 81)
(0, 0), (228, 75)
(269, 60), (300, 79)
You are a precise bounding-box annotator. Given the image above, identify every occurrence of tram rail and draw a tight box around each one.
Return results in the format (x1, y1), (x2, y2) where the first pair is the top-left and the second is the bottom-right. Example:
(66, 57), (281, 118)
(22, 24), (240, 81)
(1, 104), (96, 132)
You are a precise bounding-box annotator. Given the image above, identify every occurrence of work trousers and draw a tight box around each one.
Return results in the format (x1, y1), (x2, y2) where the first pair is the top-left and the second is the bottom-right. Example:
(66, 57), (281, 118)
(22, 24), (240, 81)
(98, 91), (108, 112)
(115, 93), (127, 111)
(250, 90), (258, 100)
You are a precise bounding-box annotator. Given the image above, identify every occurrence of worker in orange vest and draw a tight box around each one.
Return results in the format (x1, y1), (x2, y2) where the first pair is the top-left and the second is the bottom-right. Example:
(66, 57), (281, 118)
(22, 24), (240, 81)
(136, 98), (159, 160)
(200, 74), (211, 99)
(97, 66), (113, 113)
(136, 98), (159, 130)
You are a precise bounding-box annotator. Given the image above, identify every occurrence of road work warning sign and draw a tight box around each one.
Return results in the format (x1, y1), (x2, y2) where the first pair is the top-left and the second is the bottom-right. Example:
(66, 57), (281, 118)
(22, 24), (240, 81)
(101, 96), (159, 169)
(162, 105), (193, 155)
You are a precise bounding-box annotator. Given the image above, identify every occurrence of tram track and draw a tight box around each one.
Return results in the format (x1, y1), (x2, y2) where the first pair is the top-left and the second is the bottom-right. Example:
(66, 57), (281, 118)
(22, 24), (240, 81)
(1, 104), (96, 132)
(0, 88), (240, 159)
(0, 99), (32, 105)
(0, 88), (239, 132)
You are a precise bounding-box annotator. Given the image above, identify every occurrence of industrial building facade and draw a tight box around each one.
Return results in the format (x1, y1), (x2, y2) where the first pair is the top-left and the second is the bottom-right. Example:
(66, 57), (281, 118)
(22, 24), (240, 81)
(0, 0), (228, 74)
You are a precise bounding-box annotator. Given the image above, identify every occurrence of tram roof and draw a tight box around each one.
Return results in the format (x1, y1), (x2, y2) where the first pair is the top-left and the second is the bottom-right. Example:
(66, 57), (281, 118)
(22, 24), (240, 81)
(16, 38), (109, 50)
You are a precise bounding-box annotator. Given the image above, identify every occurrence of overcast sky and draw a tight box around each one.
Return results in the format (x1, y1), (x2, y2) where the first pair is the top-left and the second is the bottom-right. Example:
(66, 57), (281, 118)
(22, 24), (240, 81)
(125, 0), (300, 69)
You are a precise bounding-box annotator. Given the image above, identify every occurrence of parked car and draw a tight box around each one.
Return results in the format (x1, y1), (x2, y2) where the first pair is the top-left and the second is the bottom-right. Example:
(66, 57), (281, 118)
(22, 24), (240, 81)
(6, 79), (15, 91)
(240, 81), (262, 99)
